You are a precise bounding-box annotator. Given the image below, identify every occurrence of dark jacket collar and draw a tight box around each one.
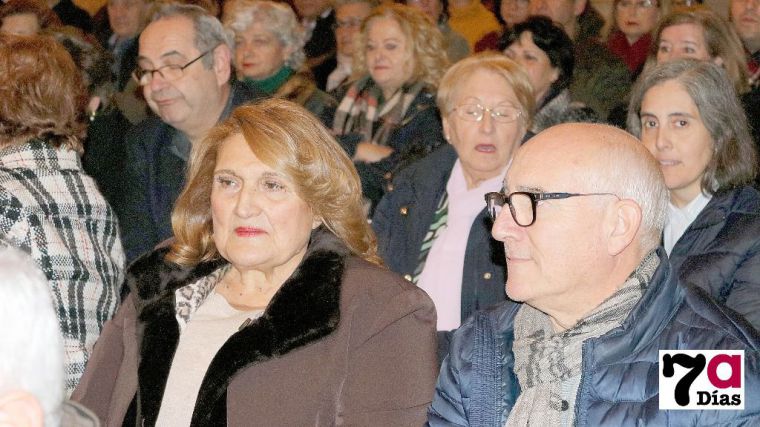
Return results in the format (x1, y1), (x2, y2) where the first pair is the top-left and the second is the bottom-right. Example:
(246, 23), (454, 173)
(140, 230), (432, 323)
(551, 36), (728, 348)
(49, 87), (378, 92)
(128, 228), (349, 426)
(406, 144), (458, 198)
(684, 187), (760, 232)
(497, 249), (682, 363)
(589, 249), (682, 364)
(227, 79), (266, 116)
(590, 247), (760, 367)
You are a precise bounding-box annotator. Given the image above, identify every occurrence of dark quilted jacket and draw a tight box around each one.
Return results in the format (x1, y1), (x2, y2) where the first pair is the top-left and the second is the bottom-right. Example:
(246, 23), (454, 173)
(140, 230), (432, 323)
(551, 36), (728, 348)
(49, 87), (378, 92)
(669, 186), (760, 331)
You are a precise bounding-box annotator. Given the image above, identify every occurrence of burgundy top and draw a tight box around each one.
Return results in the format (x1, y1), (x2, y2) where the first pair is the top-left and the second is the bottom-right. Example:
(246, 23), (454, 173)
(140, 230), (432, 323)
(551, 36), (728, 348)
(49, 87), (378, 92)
(607, 30), (652, 75)
(474, 30), (502, 53)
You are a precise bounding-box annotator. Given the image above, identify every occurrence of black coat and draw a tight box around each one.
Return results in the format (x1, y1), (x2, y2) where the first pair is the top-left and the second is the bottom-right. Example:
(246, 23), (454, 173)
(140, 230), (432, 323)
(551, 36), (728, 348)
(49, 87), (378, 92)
(334, 85), (445, 211)
(372, 144), (507, 360)
(83, 105), (133, 227)
(53, 0), (92, 32)
(669, 185), (760, 331)
(304, 10), (336, 90)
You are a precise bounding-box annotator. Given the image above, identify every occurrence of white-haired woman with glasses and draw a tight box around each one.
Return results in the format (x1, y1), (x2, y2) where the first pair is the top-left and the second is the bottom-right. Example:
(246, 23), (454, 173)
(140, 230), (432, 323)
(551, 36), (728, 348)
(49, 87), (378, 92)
(373, 53), (534, 361)
(222, 0), (337, 126)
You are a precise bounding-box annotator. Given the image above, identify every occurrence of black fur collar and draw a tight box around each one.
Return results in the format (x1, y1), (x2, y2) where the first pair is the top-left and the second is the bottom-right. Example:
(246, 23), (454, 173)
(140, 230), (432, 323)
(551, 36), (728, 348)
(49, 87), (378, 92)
(129, 229), (347, 426)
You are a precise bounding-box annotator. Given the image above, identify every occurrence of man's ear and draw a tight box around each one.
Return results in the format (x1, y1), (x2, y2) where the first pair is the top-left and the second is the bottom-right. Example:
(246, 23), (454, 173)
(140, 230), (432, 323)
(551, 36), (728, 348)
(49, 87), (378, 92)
(605, 199), (642, 256)
(213, 44), (233, 86)
(0, 390), (44, 427)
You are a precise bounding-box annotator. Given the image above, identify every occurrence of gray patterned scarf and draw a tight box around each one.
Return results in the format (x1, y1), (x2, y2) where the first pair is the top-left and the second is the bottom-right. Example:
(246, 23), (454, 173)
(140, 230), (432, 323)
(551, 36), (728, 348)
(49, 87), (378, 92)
(506, 251), (660, 427)
(332, 77), (425, 146)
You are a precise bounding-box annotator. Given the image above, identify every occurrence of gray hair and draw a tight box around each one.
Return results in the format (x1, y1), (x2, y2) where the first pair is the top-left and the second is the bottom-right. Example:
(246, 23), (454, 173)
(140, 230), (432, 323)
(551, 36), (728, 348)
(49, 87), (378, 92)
(0, 244), (63, 427)
(147, 2), (232, 68)
(627, 59), (757, 194)
(582, 127), (670, 253)
(223, 0), (306, 69)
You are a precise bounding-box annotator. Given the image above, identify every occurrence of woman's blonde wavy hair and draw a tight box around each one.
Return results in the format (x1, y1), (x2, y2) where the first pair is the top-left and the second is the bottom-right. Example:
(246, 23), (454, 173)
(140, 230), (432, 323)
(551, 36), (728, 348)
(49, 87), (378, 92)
(167, 99), (381, 267)
(351, 3), (449, 88)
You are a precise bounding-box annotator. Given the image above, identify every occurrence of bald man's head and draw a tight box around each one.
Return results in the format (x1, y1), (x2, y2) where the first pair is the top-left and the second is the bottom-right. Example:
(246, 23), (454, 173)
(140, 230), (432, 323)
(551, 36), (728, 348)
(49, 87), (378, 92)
(492, 123), (667, 329)
(512, 123), (668, 251)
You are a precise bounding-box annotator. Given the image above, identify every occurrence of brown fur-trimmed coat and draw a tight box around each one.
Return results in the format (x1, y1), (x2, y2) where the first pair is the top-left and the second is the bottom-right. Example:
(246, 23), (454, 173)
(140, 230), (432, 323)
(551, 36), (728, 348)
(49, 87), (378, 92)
(72, 230), (438, 426)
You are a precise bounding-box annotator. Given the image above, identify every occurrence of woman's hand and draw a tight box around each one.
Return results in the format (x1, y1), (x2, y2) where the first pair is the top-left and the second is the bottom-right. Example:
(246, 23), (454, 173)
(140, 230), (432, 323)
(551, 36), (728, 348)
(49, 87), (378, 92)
(353, 142), (394, 163)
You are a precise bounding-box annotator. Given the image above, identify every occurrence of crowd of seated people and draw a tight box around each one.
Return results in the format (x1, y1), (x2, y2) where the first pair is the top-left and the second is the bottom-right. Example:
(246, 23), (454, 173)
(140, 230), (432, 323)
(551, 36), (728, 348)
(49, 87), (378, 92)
(2, 0), (760, 423)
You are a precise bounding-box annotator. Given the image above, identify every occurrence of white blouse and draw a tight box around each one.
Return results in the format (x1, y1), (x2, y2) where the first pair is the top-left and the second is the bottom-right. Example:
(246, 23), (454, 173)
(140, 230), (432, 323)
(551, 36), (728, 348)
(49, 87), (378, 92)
(663, 192), (712, 255)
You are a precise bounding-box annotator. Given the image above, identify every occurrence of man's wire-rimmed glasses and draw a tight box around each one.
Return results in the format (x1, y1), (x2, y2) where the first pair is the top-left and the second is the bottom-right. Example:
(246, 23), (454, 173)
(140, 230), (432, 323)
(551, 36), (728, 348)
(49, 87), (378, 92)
(132, 47), (216, 86)
(484, 191), (620, 226)
(451, 103), (523, 124)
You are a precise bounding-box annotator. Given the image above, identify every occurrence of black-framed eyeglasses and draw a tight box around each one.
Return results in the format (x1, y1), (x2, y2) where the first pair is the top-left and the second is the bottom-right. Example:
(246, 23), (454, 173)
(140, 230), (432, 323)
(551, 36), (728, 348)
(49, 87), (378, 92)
(451, 103), (523, 124)
(484, 191), (619, 226)
(132, 47), (217, 86)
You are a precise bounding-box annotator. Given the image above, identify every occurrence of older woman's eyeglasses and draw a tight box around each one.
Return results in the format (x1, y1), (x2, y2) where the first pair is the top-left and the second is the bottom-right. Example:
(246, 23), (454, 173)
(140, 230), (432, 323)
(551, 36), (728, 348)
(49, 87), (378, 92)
(616, 0), (657, 9)
(484, 191), (619, 226)
(132, 47), (216, 86)
(452, 103), (522, 124)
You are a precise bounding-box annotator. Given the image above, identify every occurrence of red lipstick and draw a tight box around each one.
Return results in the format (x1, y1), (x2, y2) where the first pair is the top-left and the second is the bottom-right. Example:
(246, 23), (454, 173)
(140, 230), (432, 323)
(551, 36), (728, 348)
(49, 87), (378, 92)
(235, 227), (265, 237)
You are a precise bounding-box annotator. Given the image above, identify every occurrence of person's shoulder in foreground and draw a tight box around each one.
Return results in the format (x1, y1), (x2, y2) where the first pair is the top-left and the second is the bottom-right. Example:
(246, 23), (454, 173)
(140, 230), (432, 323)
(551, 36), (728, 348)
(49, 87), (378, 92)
(427, 122), (760, 426)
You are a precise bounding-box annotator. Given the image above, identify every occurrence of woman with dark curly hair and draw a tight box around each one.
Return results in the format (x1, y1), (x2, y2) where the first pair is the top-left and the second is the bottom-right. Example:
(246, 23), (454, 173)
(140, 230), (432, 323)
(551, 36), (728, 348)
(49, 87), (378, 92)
(503, 16), (599, 134)
(0, 34), (125, 393)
